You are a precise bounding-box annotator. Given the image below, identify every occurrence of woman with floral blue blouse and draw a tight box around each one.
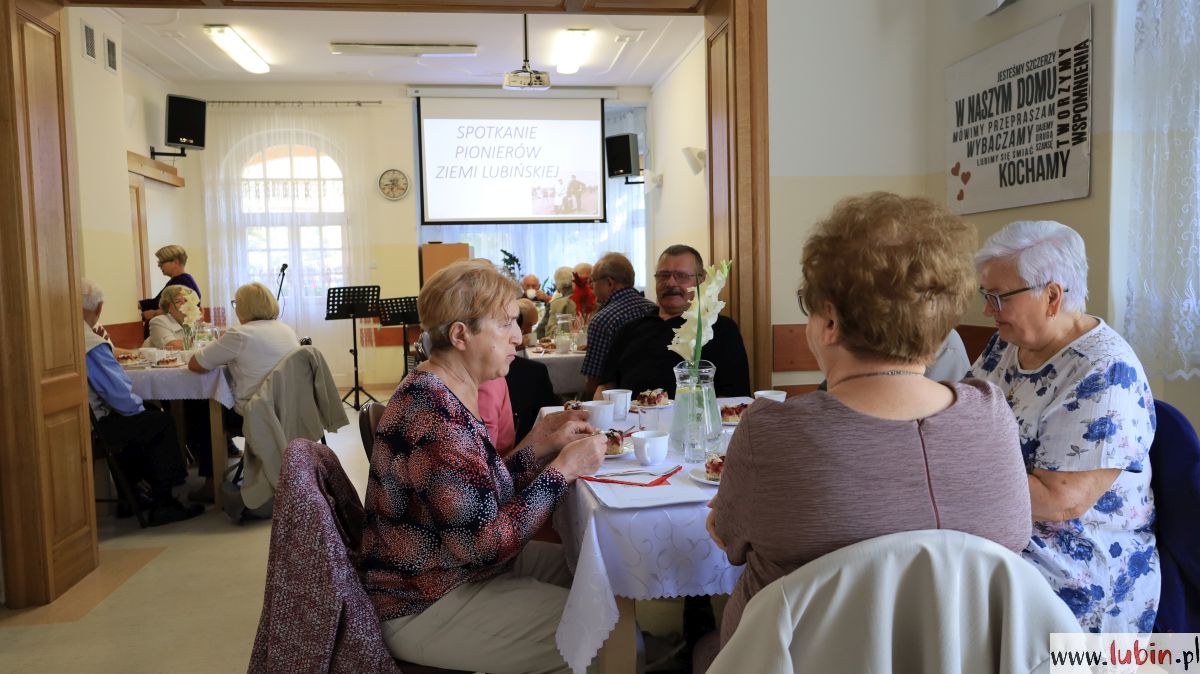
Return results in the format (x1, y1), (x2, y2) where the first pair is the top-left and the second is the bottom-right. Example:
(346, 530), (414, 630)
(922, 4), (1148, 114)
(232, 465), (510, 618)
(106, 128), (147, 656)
(968, 220), (1158, 633)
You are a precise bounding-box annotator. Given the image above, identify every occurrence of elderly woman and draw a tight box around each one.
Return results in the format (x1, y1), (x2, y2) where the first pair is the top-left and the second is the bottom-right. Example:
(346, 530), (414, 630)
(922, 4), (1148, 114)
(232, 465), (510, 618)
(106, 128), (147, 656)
(140, 244), (201, 322)
(967, 220), (1158, 633)
(186, 282), (298, 498)
(706, 193), (1032, 654)
(361, 260), (604, 673)
(143, 285), (193, 349)
(536, 265), (577, 339)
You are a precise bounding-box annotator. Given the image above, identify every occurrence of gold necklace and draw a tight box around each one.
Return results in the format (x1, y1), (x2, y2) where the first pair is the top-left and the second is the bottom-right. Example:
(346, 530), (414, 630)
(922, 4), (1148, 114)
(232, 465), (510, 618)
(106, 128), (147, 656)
(829, 369), (923, 390)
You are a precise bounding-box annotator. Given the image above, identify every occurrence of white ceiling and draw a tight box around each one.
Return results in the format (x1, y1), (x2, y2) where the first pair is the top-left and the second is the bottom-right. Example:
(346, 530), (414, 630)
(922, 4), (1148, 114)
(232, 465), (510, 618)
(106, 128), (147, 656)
(114, 8), (704, 86)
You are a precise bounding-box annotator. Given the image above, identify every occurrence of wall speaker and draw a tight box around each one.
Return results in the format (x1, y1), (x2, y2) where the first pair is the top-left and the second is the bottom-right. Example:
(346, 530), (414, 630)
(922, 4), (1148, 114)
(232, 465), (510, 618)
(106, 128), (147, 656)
(165, 95), (207, 150)
(605, 133), (639, 178)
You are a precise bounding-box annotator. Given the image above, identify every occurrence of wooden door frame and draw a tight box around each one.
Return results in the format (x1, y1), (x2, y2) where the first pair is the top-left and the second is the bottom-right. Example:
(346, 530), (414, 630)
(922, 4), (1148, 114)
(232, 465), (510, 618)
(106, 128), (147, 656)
(128, 173), (151, 298)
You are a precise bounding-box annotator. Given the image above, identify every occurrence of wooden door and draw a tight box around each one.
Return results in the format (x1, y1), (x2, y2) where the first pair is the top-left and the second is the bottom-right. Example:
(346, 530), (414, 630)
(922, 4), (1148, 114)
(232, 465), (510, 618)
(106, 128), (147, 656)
(129, 174), (151, 299)
(0, 0), (97, 607)
(705, 0), (770, 390)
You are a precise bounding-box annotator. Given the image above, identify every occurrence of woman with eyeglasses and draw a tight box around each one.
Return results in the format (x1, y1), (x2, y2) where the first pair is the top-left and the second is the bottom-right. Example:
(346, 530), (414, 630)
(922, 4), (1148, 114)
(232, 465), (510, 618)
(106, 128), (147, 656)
(967, 220), (1158, 633)
(700, 193), (1032, 667)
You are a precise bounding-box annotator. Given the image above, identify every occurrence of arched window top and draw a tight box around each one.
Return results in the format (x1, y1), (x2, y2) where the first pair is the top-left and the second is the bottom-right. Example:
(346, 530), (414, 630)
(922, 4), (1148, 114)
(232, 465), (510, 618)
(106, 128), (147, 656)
(240, 143), (344, 214)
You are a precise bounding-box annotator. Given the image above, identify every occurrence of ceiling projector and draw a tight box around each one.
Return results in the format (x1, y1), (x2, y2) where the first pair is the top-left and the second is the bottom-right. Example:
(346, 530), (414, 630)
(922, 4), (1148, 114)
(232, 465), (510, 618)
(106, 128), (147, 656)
(503, 67), (551, 91)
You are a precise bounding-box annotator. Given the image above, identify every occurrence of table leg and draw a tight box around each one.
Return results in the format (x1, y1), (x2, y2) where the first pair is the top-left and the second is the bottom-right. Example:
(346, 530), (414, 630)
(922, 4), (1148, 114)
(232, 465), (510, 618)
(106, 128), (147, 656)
(209, 400), (225, 507)
(596, 596), (637, 674)
(168, 400), (188, 465)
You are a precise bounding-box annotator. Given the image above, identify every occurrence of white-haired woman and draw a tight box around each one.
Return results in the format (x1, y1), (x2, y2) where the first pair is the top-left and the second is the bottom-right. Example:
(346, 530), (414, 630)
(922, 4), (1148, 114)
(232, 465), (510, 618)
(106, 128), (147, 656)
(143, 285), (194, 350)
(967, 220), (1158, 633)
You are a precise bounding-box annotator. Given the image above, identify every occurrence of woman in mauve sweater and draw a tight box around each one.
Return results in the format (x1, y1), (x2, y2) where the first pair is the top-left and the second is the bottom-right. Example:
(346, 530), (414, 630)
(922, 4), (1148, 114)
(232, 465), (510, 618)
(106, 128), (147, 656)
(706, 193), (1032, 656)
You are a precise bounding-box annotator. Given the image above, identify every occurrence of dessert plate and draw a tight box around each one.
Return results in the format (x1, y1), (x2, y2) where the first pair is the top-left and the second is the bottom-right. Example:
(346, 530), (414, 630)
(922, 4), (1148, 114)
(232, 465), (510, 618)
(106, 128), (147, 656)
(689, 467), (720, 486)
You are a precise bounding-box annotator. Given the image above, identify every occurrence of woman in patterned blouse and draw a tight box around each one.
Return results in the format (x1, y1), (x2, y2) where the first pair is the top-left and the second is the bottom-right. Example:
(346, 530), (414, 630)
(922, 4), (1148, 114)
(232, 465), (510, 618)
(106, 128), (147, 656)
(360, 259), (605, 674)
(968, 220), (1159, 633)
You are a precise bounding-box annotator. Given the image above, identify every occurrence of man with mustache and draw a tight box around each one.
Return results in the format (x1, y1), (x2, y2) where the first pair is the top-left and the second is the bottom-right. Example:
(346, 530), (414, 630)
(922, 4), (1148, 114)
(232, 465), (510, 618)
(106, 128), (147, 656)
(595, 244), (750, 399)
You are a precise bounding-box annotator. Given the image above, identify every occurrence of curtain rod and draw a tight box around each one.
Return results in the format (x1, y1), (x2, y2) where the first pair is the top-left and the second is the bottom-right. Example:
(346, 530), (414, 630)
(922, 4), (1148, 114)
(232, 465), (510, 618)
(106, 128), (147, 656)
(206, 100), (384, 107)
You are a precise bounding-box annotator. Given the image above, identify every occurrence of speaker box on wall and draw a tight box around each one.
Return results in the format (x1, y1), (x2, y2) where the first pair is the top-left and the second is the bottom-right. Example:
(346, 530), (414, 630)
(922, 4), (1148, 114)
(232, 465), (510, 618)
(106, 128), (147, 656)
(165, 95), (207, 150)
(605, 133), (639, 177)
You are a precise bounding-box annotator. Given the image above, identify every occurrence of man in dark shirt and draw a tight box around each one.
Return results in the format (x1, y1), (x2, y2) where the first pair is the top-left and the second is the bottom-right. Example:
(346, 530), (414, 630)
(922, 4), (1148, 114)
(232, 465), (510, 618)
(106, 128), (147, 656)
(595, 245), (750, 398)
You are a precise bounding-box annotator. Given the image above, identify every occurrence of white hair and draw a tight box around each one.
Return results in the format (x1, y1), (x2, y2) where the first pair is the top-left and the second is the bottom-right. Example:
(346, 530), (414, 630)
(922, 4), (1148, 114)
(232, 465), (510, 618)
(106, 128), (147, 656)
(974, 220), (1089, 313)
(80, 278), (105, 312)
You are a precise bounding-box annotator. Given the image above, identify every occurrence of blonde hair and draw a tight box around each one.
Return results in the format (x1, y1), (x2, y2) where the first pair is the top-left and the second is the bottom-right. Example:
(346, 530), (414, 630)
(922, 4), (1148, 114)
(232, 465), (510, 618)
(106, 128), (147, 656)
(155, 245), (188, 266)
(798, 192), (977, 364)
(234, 282), (279, 323)
(419, 259), (520, 352)
(158, 285), (192, 313)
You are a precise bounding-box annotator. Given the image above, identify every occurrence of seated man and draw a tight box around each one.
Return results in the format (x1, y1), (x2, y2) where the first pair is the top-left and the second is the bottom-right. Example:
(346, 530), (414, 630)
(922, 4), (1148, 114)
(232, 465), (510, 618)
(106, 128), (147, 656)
(520, 274), (551, 303)
(581, 252), (657, 399)
(509, 299), (560, 441)
(536, 266), (576, 339)
(81, 278), (203, 526)
(596, 245), (751, 399)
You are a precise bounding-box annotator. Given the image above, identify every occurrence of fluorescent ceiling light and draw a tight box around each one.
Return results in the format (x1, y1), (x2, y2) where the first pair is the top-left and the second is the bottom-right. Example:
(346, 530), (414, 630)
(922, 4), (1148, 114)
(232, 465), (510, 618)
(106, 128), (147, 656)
(555, 29), (593, 75)
(204, 25), (269, 74)
(329, 43), (477, 58)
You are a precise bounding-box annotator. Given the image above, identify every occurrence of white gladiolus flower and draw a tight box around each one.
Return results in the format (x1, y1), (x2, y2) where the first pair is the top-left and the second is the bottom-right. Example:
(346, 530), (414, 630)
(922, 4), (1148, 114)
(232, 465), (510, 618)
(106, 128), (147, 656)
(174, 287), (202, 327)
(668, 260), (732, 365)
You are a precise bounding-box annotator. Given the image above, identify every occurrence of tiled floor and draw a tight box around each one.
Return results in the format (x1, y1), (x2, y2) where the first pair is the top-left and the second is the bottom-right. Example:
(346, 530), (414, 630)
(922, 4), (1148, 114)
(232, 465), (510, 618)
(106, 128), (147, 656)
(0, 391), (701, 673)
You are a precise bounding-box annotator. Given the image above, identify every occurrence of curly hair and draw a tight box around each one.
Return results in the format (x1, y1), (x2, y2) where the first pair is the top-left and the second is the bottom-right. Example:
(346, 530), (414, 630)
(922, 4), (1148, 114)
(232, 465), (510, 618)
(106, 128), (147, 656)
(798, 192), (977, 364)
(420, 259), (521, 352)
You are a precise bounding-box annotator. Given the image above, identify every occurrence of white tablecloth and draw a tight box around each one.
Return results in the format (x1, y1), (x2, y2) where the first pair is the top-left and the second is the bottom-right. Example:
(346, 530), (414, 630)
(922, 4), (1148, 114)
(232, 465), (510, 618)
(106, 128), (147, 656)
(547, 396), (754, 674)
(524, 350), (586, 396)
(126, 365), (236, 409)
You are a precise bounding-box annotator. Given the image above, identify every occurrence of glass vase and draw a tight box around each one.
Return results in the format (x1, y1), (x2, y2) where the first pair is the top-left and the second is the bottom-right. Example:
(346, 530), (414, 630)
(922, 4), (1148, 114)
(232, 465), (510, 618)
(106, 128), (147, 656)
(181, 324), (195, 351)
(670, 360), (721, 463)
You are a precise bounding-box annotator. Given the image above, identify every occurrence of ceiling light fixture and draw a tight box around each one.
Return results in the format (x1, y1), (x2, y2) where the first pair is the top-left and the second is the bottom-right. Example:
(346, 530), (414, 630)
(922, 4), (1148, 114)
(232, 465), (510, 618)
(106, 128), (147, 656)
(554, 29), (593, 75)
(329, 43), (477, 58)
(203, 25), (269, 74)
(503, 14), (550, 91)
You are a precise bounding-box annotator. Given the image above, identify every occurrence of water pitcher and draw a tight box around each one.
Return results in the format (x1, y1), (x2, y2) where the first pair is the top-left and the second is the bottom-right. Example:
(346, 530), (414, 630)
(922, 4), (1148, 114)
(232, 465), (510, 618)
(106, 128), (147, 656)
(669, 360), (721, 462)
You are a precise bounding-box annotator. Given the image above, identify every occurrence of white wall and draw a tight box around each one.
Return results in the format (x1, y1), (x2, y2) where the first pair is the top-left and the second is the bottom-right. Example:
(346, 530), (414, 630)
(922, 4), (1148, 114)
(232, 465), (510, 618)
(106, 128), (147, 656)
(648, 36), (709, 267)
(766, 0), (931, 387)
(65, 8), (137, 324)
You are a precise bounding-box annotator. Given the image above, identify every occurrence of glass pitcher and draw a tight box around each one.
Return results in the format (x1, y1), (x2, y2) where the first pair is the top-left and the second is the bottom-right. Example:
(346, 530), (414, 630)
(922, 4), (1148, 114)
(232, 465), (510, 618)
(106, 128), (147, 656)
(669, 360), (721, 462)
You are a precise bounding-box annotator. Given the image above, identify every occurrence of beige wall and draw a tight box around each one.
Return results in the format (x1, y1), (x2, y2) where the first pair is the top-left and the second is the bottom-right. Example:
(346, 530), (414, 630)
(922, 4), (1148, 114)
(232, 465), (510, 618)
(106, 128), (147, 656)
(65, 8), (137, 324)
(648, 36), (709, 268)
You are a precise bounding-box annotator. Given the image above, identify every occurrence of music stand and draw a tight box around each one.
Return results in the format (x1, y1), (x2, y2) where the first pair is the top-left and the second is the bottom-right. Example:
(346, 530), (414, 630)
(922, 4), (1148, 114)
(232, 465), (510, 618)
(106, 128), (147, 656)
(326, 285), (380, 411)
(378, 296), (420, 376)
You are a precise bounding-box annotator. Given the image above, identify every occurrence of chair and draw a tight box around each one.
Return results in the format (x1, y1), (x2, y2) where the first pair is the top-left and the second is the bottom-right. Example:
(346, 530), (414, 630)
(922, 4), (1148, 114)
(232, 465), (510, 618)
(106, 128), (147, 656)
(249, 438), (467, 674)
(358, 401), (387, 462)
(89, 408), (149, 528)
(1149, 399), (1200, 632)
(708, 530), (1082, 674)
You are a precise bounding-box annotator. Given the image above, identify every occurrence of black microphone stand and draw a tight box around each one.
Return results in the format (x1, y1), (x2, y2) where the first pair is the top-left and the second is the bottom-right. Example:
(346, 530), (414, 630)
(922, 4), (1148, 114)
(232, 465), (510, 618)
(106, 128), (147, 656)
(276, 264), (288, 300)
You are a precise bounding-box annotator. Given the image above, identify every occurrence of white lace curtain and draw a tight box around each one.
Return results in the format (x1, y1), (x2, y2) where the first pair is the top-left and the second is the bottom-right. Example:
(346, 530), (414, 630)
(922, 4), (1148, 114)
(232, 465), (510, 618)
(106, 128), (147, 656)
(1124, 0), (1200, 380)
(201, 103), (370, 383)
(420, 105), (649, 288)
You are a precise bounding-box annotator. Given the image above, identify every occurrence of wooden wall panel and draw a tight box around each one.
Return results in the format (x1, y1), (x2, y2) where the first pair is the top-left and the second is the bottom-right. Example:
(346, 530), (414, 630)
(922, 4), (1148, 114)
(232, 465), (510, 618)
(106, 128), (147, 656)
(772, 323), (817, 372)
(958, 324), (995, 362)
(66, 0), (705, 11)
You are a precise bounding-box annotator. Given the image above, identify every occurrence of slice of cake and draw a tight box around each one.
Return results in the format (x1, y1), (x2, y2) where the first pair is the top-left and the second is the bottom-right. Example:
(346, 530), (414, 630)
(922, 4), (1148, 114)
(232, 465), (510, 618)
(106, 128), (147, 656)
(604, 429), (626, 455)
(637, 388), (668, 407)
(156, 355), (180, 367)
(564, 400), (584, 411)
(720, 403), (749, 423)
(704, 454), (726, 481)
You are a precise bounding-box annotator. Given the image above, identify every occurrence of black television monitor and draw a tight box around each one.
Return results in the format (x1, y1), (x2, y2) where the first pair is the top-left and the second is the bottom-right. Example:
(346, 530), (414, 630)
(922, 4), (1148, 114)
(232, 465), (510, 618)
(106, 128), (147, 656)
(165, 95), (207, 150)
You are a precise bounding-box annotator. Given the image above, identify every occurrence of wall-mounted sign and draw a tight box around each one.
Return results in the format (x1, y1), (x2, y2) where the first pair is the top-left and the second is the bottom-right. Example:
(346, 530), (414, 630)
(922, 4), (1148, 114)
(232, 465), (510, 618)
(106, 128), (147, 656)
(945, 3), (1092, 214)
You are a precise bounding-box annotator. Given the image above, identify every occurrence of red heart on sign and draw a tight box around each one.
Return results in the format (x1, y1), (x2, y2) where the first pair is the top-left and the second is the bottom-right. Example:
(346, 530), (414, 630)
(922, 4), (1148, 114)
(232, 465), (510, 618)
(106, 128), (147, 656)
(961, 171), (972, 185)
(951, 162), (961, 176)
(956, 189), (964, 201)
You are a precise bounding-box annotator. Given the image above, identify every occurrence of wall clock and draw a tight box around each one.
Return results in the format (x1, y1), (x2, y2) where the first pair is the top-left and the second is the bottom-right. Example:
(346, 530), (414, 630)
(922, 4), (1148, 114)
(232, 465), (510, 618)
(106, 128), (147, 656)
(378, 169), (410, 201)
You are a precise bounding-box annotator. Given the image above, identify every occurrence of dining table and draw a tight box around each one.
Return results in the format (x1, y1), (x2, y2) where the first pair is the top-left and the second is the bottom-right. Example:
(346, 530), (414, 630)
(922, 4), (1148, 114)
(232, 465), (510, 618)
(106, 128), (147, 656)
(125, 358), (236, 505)
(539, 396), (751, 674)
(523, 348), (587, 396)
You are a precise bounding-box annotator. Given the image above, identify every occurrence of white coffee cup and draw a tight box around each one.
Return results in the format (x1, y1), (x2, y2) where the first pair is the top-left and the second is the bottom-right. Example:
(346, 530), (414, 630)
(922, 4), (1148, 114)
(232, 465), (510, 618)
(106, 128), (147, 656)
(632, 430), (669, 466)
(602, 389), (633, 421)
(754, 390), (787, 402)
(581, 400), (615, 431)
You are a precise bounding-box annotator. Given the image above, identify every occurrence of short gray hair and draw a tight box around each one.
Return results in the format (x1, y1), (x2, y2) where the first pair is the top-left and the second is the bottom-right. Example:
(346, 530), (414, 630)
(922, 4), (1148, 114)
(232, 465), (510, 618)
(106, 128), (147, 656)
(80, 278), (105, 312)
(975, 220), (1088, 313)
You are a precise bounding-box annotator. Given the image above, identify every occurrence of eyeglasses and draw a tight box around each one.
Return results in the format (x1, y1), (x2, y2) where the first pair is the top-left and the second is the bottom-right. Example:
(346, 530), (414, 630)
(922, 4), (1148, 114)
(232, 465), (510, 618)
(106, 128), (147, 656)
(979, 285), (1045, 312)
(653, 271), (702, 283)
(230, 299), (238, 307)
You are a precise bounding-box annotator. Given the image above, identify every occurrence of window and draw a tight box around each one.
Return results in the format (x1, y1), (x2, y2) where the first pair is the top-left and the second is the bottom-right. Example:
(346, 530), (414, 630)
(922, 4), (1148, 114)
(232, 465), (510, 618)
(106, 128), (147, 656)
(239, 144), (346, 299)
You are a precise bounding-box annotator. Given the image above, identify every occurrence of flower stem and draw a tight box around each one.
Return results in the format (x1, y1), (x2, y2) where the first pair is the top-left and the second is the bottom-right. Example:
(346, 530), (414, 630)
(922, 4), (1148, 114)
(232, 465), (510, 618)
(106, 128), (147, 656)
(692, 283), (702, 376)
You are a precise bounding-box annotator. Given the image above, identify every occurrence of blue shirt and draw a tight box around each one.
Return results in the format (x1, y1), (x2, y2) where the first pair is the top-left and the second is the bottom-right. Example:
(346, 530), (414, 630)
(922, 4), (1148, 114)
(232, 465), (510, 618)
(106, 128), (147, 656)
(580, 287), (657, 378)
(968, 319), (1158, 633)
(86, 344), (145, 418)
